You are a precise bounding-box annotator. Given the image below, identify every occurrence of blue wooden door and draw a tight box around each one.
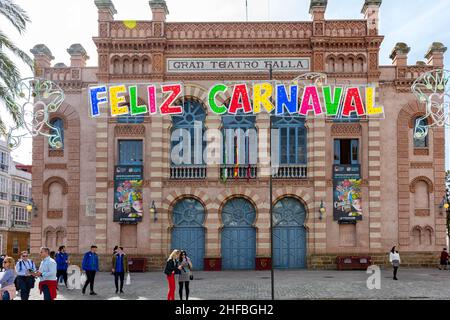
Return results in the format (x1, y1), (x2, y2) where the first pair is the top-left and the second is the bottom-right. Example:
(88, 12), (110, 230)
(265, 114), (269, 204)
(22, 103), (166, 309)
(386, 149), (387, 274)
(171, 198), (205, 270)
(221, 198), (256, 270)
(272, 197), (307, 269)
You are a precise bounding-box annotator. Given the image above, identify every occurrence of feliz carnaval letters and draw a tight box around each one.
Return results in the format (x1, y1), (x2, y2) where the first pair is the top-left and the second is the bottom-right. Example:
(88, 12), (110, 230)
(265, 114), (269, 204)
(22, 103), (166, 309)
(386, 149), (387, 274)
(89, 82), (384, 118)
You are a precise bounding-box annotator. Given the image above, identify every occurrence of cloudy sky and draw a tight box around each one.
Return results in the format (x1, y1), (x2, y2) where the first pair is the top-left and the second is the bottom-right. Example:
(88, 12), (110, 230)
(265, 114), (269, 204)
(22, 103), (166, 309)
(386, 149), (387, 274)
(2, 0), (450, 165)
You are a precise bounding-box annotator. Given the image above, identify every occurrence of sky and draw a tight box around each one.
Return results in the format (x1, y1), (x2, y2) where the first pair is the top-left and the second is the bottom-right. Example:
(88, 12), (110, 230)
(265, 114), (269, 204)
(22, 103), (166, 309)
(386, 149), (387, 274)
(1, 0), (449, 165)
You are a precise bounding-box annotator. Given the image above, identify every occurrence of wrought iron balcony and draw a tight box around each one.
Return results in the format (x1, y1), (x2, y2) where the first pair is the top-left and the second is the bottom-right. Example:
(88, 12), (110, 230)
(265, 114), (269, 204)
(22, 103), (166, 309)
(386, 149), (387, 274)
(12, 220), (31, 228)
(0, 164), (8, 173)
(272, 165), (308, 179)
(170, 166), (207, 180)
(0, 220), (7, 228)
(11, 194), (29, 203)
(0, 192), (7, 201)
(220, 165), (258, 180)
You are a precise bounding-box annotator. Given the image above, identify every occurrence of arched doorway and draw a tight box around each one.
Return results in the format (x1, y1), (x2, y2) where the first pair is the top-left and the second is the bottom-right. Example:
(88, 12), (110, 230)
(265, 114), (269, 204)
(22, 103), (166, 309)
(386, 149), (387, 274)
(171, 198), (205, 270)
(273, 197), (307, 269)
(221, 197), (256, 270)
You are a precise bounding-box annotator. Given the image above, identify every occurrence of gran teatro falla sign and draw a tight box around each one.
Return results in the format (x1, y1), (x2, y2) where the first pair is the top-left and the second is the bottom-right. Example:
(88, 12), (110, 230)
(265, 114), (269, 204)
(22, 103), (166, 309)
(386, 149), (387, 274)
(166, 57), (310, 73)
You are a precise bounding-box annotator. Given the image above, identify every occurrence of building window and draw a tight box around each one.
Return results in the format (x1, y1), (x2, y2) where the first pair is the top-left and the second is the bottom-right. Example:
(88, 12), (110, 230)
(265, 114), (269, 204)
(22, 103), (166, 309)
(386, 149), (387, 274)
(0, 152), (9, 172)
(221, 110), (257, 179)
(11, 206), (29, 227)
(117, 115), (144, 123)
(272, 115), (307, 165)
(12, 180), (29, 203)
(171, 99), (206, 166)
(0, 234), (3, 254)
(49, 118), (64, 149)
(413, 117), (428, 148)
(0, 206), (7, 228)
(0, 176), (8, 200)
(118, 140), (143, 165)
(334, 139), (359, 165)
(12, 238), (19, 254)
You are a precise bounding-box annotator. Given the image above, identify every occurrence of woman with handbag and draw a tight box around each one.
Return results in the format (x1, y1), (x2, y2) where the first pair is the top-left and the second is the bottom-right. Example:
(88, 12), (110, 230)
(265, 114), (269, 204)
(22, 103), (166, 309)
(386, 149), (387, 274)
(178, 250), (193, 300)
(389, 246), (401, 280)
(0, 257), (17, 300)
(164, 249), (180, 300)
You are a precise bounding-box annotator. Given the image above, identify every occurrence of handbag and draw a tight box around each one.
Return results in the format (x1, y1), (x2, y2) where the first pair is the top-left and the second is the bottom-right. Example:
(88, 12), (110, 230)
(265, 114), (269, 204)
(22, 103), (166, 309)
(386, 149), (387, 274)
(189, 274), (194, 281)
(80, 272), (87, 286)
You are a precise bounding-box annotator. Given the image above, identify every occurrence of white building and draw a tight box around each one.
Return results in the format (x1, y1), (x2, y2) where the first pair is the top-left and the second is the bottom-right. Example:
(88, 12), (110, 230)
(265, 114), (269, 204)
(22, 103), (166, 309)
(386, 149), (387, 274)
(0, 140), (32, 257)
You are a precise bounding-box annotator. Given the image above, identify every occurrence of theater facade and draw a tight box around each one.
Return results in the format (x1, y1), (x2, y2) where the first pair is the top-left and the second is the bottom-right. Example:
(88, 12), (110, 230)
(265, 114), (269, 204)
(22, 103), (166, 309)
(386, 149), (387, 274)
(30, 0), (447, 270)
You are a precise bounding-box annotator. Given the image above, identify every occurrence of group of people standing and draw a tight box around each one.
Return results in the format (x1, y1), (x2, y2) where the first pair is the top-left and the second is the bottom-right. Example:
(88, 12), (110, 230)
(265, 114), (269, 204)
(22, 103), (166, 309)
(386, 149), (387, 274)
(164, 249), (193, 300)
(0, 247), (58, 300)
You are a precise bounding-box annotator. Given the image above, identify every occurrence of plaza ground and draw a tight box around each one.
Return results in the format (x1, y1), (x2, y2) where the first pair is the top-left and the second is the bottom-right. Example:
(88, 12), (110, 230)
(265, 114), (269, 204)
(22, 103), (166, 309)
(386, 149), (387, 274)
(22, 268), (450, 300)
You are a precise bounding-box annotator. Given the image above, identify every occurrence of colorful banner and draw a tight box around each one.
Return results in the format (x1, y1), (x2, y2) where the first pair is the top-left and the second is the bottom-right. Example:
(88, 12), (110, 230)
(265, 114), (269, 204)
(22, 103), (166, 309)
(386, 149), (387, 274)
(333, 165), (362, 223)
(114, 165), (143, 224)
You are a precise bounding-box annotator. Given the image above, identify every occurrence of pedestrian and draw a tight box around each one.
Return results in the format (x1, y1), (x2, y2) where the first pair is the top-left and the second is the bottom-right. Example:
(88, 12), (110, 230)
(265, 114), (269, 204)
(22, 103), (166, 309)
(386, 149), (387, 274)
(50, 251), (56, 260)
(112, 246), (128, 294)
(164, 249), (180, 301)
(55, 245), (70, 288)
(389, 246), (401, 280)
(111, 246), (118, 275)
(439, 248), (449, 270)
(82, 245), (99, 295)
(15, 251), (37, 300)
(32, 247), (58, 301)
(0, 254), (5, 272)
(0, 256), (16, 300)
(177, 250), (193, 300)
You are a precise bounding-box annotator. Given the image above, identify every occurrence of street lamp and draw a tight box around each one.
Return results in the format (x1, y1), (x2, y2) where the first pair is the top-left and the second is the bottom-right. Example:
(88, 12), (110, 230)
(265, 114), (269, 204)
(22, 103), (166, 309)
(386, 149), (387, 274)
(27, 198), (38, 217)
(439, 196), (449, 214)
(319, 200), (326, 220)
(149, 200), (158, 222)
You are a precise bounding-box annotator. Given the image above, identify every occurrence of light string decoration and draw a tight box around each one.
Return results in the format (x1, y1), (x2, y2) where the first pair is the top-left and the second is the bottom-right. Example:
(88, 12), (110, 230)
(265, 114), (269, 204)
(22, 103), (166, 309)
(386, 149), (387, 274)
(6, 77), (65, 150)
(412, 69), (450, 139)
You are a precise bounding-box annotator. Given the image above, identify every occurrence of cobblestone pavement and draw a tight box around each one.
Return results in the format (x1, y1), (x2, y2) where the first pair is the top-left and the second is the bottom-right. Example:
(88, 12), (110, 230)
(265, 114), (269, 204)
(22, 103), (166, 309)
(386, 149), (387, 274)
(19, 268), (450, 300)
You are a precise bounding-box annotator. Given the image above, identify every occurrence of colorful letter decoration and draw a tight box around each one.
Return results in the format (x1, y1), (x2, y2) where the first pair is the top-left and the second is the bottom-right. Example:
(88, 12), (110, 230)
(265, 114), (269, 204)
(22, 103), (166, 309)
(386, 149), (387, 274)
(147, 85), (157, 114)
(253, 83), (274, 113)
(160, 84), (183, 115)
(110, 85), (128, 116)
(322, 86), (343, 116)
(365, 86), (384, 115)
(89, 86), (107, 117)
(129, 86), (148, 115)
(299, 86), (323, 116)
(276, 84), (298, 115)
(209, 84), (228, 114)
(229, 84), (252, 114)
(342, 87), (365, 117)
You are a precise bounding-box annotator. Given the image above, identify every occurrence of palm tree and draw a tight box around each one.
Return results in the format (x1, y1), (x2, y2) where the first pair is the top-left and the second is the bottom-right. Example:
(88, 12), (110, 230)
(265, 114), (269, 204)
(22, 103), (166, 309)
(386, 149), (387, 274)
(0, 0), (33, 135)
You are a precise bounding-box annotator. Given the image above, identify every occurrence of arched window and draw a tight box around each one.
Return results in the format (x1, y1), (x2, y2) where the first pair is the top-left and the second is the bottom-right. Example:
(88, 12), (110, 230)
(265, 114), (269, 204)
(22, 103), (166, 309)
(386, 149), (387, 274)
(222, 110), (257, 166)
(113, 58), (121, 74)
(271, 115), (307, 165)
(49, 118), (64, 149)
(171, 99), (206, 166)
(123, 59), (130, 74)
(133, 59), (140, 74)
(142, 58), (150, 74)
(413, 117), (428, 148)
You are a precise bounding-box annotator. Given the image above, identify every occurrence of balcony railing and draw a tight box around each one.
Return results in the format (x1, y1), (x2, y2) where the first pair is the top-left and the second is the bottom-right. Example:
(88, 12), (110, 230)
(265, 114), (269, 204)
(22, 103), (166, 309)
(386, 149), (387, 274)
(0, 192), (7, 201)
(13, 220), (30, 228)
(0, 220), (7, 228)
(170, 166), (207, 180)
(272, 165), (308, 179)
(220, 165), (257, 180)
(11, 194), (29, 203)
(0, 164), (8, 173)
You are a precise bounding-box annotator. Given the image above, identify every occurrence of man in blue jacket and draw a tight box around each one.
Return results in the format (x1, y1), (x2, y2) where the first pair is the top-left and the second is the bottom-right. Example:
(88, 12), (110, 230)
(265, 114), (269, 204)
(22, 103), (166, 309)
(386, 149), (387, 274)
(55, 246), (70, 288)
(81, 245), (99, 295)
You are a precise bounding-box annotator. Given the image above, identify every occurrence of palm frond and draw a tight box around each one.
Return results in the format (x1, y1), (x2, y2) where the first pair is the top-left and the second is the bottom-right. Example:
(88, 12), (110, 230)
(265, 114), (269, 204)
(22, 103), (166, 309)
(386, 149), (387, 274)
(0, 50), (22, 92)
(0, 30), (33, 68)
(0, 0), (30, 34)
(0, 85), (23, 136)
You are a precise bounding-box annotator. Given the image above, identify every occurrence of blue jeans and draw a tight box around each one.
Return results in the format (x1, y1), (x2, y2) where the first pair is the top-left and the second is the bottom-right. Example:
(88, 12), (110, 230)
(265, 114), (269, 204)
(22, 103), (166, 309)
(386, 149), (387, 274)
(17, 276), (33, 300)
(42, 284), (51, 301)
(2, 291), (10, 300)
